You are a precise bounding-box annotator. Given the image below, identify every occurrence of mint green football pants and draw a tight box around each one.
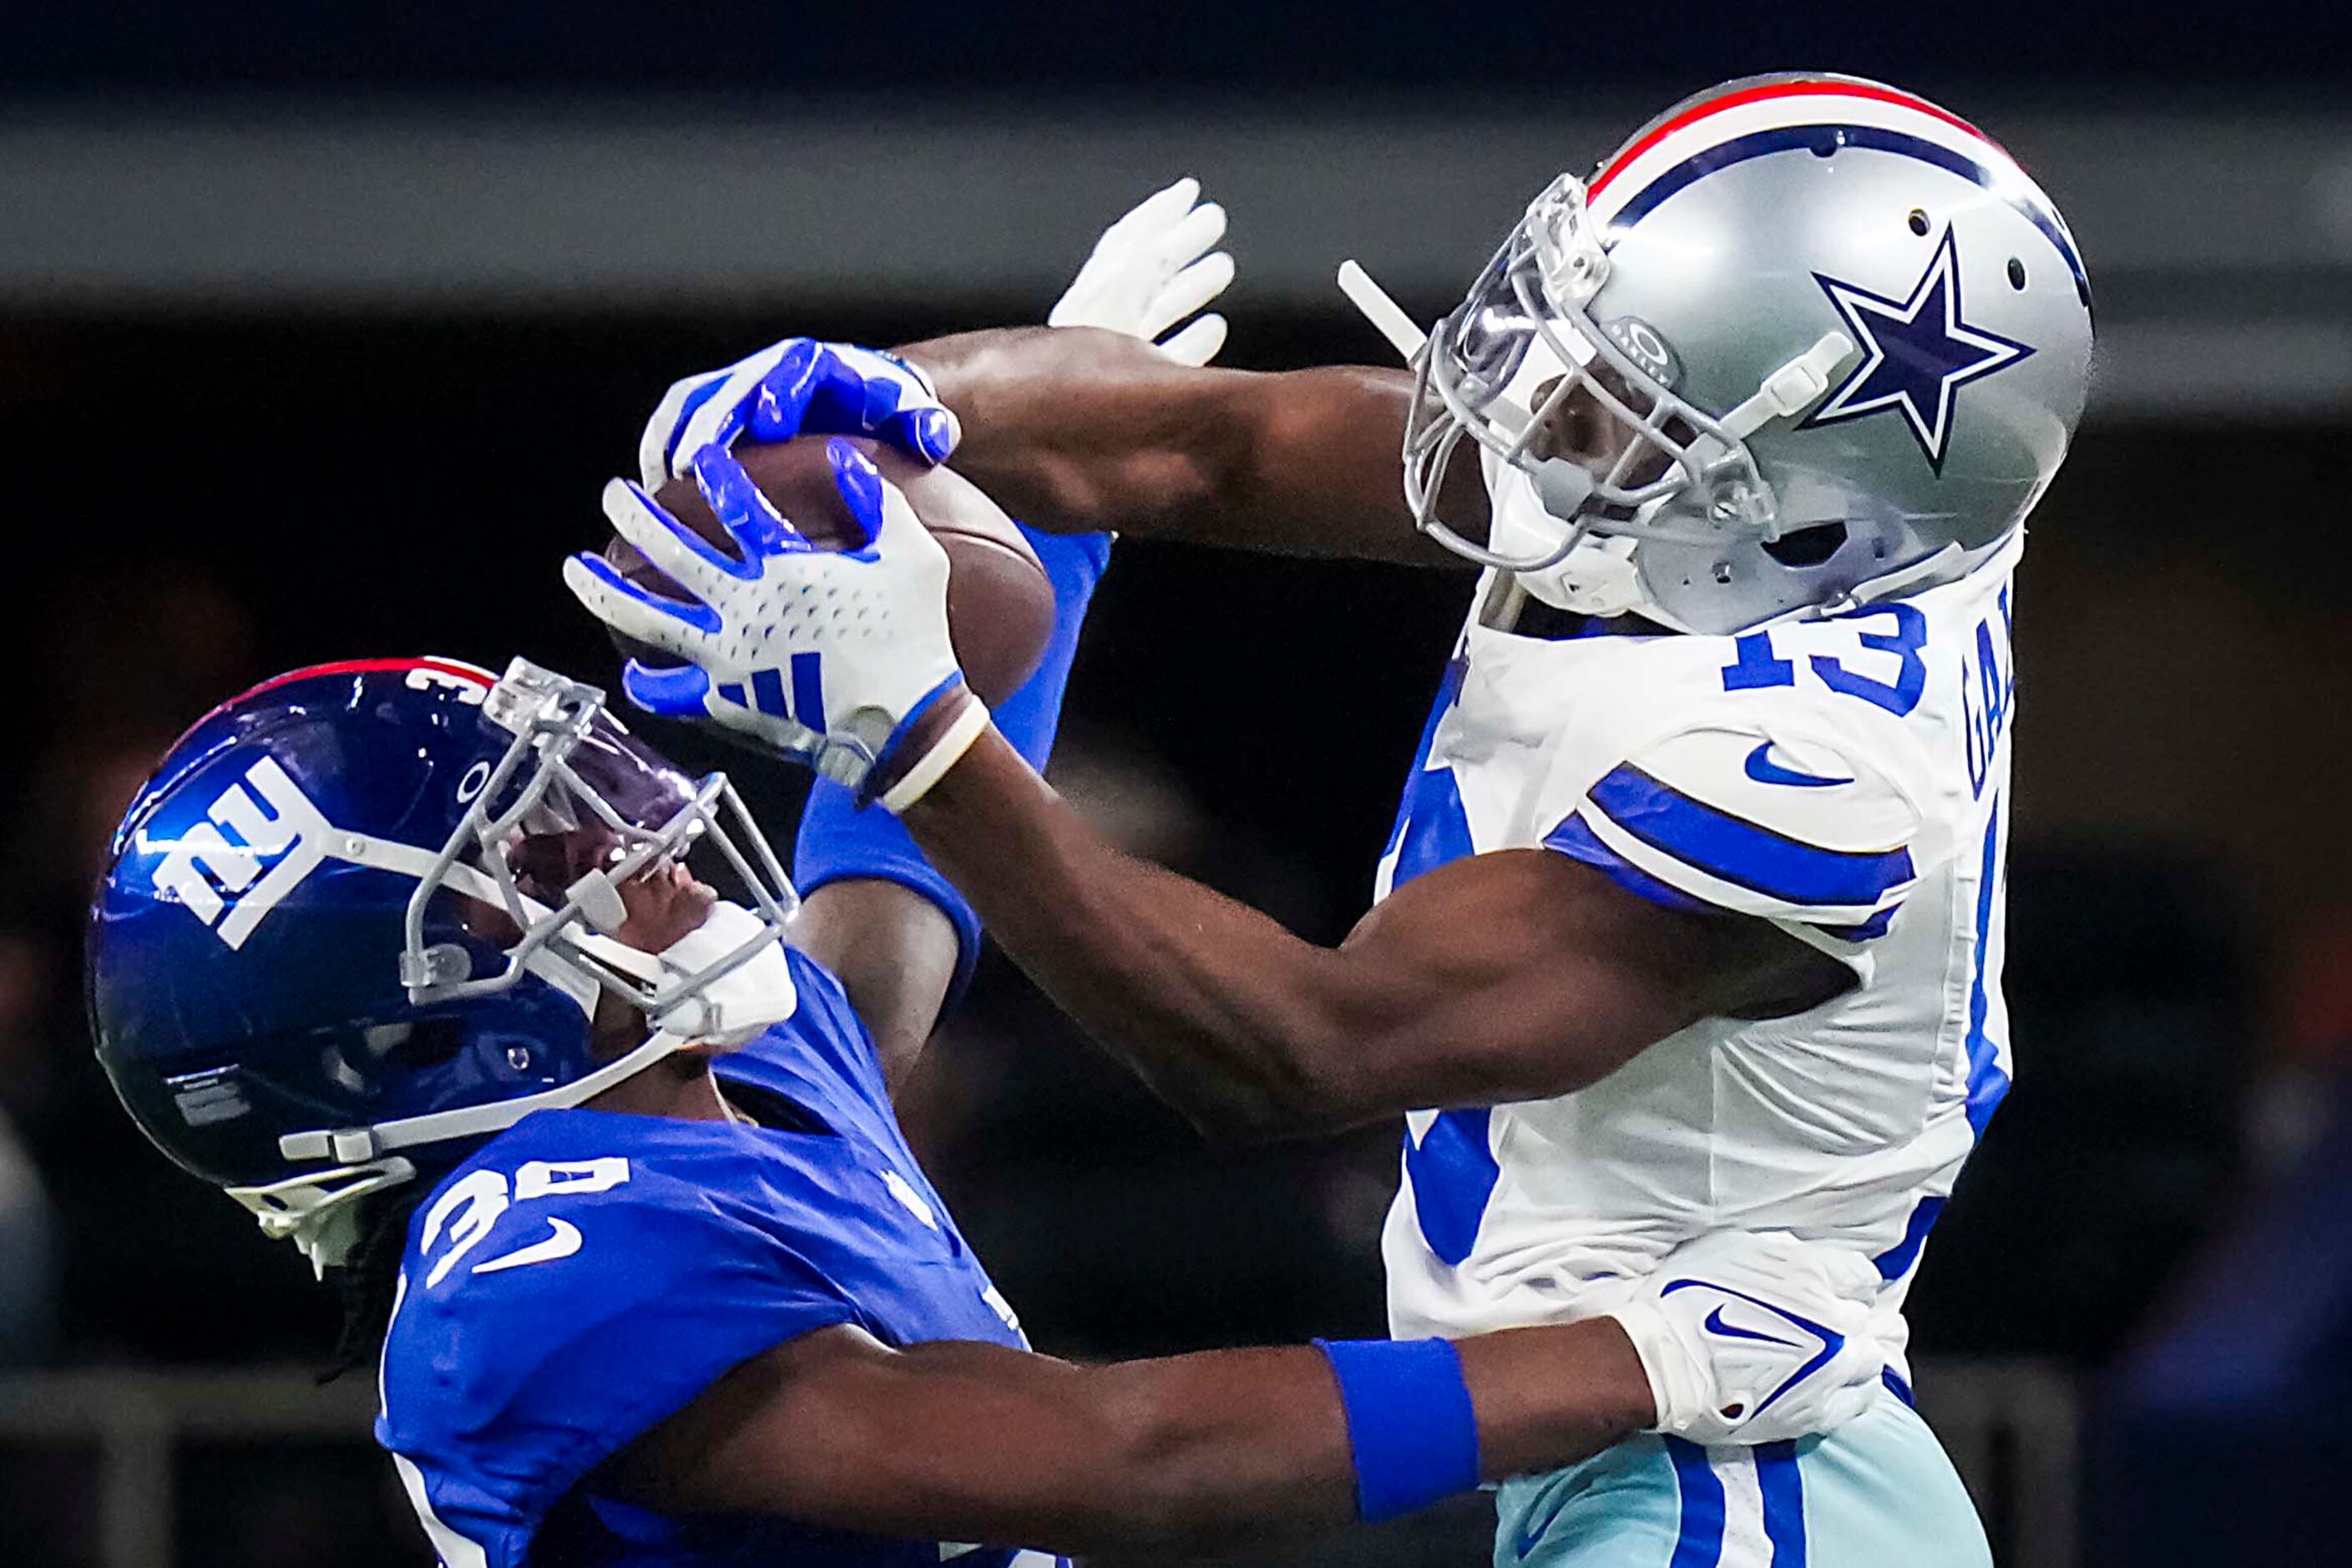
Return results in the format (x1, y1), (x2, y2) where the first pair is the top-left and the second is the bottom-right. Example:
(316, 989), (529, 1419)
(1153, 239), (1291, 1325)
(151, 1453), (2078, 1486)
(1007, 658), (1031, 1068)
(1494, 1393), (1990, 1568)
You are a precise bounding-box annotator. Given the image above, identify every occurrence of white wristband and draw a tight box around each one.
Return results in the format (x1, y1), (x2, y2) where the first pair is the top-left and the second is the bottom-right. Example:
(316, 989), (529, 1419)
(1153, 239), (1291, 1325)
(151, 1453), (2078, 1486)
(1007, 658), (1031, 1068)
(878, 700), (992, 815)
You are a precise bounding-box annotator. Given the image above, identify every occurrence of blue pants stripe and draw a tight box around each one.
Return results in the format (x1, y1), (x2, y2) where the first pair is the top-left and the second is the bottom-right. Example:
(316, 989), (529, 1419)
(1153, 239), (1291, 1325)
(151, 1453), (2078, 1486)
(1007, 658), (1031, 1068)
(1665, 1436), (1726, 1568)
(1756, 1440), (1807, 1566)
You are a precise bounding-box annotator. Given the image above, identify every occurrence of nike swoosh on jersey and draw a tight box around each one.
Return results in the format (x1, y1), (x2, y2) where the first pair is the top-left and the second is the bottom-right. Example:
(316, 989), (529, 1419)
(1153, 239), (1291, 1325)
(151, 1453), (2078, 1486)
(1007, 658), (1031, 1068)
(470, 1218), (583, 1275)
(1703, 1304), (1803, 1348)
(1743, 741), (1854, 789)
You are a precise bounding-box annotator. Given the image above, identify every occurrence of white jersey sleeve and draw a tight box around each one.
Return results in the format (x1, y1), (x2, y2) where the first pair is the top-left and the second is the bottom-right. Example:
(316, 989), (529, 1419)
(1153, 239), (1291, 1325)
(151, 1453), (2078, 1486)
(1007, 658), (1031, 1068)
(1540, 716), (1924, 953)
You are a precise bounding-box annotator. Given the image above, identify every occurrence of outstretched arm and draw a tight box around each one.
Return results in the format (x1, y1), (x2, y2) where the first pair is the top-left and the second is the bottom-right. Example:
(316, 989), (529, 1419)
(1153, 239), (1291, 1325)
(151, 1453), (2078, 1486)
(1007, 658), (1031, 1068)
(595, 1228), (1883, 1556)
(899, 326), (1464, 564)
(630, 177), (1469, 564)
(570, 445), (1849, 1135)
(899, 731), (1849, 1141)
(602, 1318), (1642, 1556)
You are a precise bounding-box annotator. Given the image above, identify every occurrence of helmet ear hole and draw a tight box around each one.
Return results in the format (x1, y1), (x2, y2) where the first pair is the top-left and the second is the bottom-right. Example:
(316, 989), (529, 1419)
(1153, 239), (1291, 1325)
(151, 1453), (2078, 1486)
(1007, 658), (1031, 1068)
(1762, 522), (1850, 568)
(381, 1015), (468, 1072)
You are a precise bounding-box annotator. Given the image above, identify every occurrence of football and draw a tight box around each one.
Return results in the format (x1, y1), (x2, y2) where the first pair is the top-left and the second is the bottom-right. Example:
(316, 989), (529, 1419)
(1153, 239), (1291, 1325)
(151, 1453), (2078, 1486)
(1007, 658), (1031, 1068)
(603, 436), (1055, 706)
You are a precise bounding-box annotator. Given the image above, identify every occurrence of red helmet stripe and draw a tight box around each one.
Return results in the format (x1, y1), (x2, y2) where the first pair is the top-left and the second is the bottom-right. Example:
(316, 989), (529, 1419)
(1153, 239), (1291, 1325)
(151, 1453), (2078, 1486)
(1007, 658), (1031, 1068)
(160, 657), (498, 753)
(232, 656), (495, 706)
(1590, 79), (1991, 200)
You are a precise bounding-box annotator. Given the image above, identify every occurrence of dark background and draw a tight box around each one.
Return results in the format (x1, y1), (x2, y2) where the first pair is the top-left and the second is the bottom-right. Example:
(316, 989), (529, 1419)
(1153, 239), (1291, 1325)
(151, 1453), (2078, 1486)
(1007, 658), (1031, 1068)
(2, 9), (2349, 1568)
(7, 2), (2351, 93)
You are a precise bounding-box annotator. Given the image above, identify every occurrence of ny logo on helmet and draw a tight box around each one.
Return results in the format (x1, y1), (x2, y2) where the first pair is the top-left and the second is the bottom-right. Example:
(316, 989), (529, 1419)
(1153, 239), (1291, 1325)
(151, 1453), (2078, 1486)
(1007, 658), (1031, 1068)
(147, 756), (335, 949)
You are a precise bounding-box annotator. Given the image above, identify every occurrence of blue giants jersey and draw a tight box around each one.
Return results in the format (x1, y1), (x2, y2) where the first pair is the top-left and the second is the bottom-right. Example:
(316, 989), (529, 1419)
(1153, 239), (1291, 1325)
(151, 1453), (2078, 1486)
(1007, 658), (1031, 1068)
(377, 947), (1031, 1568)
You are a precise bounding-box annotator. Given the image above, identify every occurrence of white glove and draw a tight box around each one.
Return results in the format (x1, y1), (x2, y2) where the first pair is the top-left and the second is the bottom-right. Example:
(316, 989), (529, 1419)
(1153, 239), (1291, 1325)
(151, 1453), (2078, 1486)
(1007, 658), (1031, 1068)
(638, 340), (958, 489)
(1048, 175), (1234, 366)
(563, 440), (986, 812)
(632, 180), (1232, 488)
(1604, 1231), (1888, 1447)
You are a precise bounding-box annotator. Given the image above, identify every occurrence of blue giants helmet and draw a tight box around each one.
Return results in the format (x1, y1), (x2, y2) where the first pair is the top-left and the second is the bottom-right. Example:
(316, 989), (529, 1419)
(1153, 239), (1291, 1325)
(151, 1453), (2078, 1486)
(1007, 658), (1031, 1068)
(88, 655), (800, 1272)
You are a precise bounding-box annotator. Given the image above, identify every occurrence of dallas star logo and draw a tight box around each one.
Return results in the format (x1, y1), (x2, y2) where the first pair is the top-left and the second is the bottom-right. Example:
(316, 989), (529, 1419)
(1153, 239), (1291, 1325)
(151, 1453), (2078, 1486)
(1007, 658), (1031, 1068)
(1803, 226), (2032, 473)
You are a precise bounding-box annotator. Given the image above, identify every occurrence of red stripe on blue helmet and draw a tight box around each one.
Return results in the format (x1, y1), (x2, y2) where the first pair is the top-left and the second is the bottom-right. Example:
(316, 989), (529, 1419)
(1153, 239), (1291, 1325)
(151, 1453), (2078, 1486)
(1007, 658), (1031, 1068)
(233, 656), (494, 705)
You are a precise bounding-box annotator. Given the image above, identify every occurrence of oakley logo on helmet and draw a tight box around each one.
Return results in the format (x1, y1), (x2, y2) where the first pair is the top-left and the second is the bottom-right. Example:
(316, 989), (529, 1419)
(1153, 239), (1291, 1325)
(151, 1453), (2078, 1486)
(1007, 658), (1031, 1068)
(1804, 226), (2033, 473)
(1602, 316), (1681, 388)
(148, 756), (334, 950)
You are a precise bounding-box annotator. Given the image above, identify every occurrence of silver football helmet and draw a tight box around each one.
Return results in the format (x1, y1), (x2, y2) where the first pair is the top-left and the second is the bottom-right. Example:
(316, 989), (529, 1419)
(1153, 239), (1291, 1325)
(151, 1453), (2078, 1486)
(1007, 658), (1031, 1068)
(1397, 73), (2092, 635)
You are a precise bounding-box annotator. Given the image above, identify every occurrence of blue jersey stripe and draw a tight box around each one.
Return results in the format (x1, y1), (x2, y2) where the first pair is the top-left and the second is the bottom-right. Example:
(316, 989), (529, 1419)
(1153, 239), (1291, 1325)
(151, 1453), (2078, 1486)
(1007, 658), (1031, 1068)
(1381, 658), (1466, 861)
(1819, 907), (1896, 942)
(1665, 1437), (1727, 1568)
(1404, 1109), (1500, 1267)
(1543, 812), (1714, 913)
(1391, 765), (1474, 890)
(1586, 764), (1914, 910)
(1872, 1194), (1948, 1281)
(1755, 1440), (1808, 1567)
(1609, 124), (2089, 306)
(1871, 798), (2009, 1283)
(1963, 799), (2012, 1136)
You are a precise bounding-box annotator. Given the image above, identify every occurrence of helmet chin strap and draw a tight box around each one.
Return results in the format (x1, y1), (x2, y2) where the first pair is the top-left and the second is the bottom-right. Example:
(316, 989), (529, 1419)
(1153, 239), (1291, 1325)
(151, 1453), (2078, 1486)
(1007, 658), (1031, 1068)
(1717, 332), (1855, 443)
(244, 888), (802, 1271)
(244, 1023), (701, 1275)
(273, 894), (801, 1174)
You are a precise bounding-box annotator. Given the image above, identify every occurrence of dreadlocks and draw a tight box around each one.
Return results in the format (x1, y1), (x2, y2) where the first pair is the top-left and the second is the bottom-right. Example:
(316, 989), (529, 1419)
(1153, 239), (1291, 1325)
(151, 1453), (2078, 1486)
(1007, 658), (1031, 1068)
(320, 1183), (427, 1384)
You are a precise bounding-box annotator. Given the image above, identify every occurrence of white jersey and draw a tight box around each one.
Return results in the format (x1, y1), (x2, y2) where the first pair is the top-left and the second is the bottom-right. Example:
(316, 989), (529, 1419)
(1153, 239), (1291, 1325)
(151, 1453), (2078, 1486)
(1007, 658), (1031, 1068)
(1375, 535), (2022, 1379)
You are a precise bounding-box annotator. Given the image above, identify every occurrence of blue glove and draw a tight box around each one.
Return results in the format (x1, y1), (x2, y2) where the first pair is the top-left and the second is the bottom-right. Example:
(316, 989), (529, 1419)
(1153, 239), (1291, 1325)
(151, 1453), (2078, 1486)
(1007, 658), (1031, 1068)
(637, 340), (959, 488)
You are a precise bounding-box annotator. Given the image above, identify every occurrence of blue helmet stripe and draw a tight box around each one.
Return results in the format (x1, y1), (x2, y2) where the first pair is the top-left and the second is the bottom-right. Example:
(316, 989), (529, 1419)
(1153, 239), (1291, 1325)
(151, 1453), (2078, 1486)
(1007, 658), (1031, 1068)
(1607, 123), (2089, 308)
(1586, 764), (1914, 910)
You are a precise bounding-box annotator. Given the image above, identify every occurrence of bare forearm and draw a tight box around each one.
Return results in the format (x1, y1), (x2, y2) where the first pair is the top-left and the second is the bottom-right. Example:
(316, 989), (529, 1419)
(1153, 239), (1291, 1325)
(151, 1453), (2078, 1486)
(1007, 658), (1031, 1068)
(1065, 1322), (1651, 1550)
(620, 1322), (1651, 1555)
(900, 732), (1382, 1138)
(900, 732), (1736, 1135)
(788, 880), (960, 1091)
(898, 326), (1450, 564)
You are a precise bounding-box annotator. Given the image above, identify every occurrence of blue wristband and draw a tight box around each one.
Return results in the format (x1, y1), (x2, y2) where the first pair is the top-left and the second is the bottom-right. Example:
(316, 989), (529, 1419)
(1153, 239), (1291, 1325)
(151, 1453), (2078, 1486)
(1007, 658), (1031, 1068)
(792, 526), (1110, 1005)
(1312, 1337), (1482, 1523)
(793, 777), (986, 995)
(990, 524), (1110, 770)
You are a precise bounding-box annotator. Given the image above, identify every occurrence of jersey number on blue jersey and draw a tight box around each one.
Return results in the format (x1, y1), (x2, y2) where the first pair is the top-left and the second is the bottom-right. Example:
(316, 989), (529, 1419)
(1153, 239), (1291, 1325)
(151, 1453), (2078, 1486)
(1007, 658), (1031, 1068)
(417, 1157), (632, 1288)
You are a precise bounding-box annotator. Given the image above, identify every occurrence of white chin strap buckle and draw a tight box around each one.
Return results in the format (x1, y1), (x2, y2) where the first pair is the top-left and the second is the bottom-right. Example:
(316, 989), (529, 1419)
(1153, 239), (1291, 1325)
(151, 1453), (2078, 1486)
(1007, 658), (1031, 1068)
(1721, 332), (1855, 442)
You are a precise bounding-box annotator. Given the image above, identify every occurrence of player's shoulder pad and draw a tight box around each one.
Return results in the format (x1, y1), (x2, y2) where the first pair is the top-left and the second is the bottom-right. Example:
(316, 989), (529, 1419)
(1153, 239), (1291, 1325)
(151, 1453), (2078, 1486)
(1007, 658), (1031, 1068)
(1544, 720), (1922, 940)
(379, 1120), (857, 1506)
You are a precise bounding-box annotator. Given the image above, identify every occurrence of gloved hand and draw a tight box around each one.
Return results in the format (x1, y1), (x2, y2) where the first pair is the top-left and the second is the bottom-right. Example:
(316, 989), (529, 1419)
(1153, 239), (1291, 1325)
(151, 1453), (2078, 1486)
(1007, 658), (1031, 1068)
(1603, 1230), (1888, 1446)
(564, 440), (986, 812)
(634, 178), (1235, 484)
(638, 340), (957, 489)
(1046, 175), (1233, 366)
